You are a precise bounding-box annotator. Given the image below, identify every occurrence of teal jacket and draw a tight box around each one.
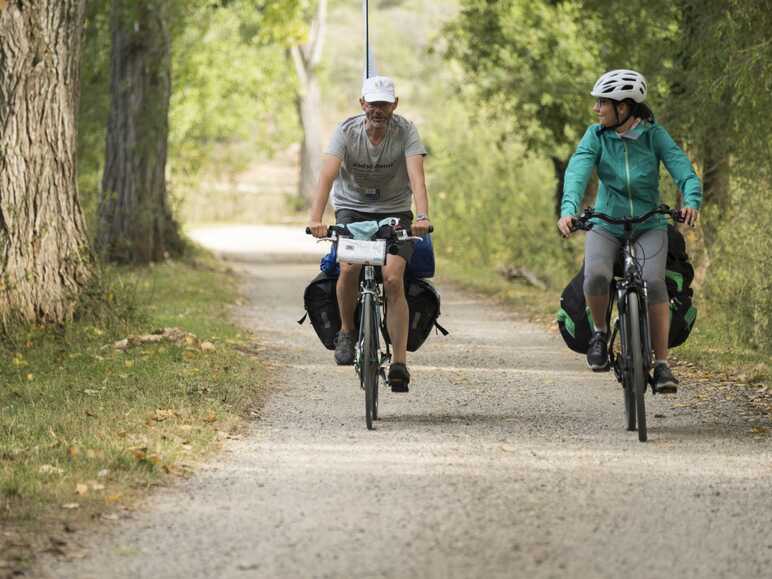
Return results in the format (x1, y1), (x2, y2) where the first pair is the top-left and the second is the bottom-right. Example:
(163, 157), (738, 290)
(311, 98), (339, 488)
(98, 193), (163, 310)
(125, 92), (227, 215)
(560, 121), (702, 237)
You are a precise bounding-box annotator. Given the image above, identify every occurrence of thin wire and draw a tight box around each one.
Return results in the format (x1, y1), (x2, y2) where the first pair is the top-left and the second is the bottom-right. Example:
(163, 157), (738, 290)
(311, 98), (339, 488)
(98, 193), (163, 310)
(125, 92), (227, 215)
(633, 229), (668, 281)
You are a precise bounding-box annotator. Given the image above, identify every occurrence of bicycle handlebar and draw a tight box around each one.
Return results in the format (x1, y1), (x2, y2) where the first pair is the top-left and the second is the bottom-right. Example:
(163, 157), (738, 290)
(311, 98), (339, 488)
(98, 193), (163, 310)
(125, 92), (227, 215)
(305, 223), (433, 238)
(570, 204), (685, 232)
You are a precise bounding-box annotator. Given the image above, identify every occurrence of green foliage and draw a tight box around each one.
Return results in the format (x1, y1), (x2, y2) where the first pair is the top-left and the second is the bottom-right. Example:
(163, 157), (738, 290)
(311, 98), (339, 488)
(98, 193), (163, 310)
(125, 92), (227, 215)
(426, 96), (576, 287)
(443, 0), (602, 159)
(168, 1), (300, 182)
(701, 181), (772, 352)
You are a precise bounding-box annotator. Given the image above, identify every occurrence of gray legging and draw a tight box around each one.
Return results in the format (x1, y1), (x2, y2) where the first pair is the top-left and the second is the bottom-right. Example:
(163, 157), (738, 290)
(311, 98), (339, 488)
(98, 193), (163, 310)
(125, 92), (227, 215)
(584, 228), (669, 305)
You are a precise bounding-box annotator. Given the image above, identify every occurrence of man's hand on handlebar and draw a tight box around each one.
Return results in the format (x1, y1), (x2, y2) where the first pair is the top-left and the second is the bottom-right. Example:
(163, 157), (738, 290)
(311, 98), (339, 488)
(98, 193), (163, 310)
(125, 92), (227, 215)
(679, 207), (699, 227)
(557, 216), (576, 238)
(307, 221), (328, 238)
(411, 218), (432, 236)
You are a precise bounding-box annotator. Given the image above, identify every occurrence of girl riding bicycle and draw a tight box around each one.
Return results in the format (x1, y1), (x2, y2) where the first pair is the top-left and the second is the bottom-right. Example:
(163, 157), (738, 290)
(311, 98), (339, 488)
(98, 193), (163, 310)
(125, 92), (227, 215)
(557, 69), (702, 392)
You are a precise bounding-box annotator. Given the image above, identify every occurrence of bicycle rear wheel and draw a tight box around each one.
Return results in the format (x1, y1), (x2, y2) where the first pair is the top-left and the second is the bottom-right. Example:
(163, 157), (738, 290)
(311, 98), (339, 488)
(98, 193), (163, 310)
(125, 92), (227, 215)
(361, 293), (379, 430)
(626, 293), (648, 442)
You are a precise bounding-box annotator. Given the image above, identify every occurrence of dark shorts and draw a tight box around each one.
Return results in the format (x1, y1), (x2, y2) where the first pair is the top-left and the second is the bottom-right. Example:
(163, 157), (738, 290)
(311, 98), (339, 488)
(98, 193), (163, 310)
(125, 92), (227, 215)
(334, 209), (414, 262)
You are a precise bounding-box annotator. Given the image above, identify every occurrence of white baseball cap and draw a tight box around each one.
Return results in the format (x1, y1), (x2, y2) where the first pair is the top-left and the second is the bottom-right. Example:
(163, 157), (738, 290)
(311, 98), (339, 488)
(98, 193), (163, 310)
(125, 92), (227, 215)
(361, 76), (396, 103)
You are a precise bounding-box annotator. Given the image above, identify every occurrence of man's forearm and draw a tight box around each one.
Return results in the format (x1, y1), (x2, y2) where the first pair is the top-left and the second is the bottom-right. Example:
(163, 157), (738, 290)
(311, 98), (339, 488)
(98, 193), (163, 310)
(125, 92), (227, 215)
(413, 185), (429, 217)
(407, 156), (429, 217)
(309, 187), (330, 222)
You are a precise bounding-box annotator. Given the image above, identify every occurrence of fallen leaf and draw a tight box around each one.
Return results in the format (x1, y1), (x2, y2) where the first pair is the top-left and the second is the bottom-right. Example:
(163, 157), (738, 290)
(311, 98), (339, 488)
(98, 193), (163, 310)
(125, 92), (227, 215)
(203, 412), (217, 423)
(61, 503), (80, 510)
(200, 341), (216, 352)
(152, 409), (177, 422)
(131, 447), (148, 461)
(67, 447), (79, 460)
(75, 483), (89, 496)
(97, 469), (110, 478)
(39, 464), (64, 476)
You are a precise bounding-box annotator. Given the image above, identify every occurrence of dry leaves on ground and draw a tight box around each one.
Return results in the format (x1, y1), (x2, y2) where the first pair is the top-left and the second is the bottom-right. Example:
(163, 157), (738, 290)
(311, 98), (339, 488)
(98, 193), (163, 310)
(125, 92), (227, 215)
(112, 327), (216, 353)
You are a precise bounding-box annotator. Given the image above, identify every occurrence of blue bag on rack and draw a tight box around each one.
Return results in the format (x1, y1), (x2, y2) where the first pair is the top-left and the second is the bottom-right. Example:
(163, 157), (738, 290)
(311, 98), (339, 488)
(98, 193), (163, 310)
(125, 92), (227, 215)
(319, 234), (434, 279)
(407, 234), (435, 279)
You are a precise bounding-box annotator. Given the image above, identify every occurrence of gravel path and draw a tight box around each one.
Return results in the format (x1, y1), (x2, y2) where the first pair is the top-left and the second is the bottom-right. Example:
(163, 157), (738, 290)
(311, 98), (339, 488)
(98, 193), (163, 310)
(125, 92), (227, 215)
(41, 227), (771, 579)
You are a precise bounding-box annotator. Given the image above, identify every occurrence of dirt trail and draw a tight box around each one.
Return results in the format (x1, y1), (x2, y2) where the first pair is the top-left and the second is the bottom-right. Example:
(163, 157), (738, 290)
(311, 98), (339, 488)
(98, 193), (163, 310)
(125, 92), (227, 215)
(41, 227), (771, 579)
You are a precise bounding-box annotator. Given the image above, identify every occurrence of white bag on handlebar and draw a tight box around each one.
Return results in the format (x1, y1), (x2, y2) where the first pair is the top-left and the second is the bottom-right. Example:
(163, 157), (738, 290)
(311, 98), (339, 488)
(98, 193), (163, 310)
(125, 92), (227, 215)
(336, 238), (387, 265)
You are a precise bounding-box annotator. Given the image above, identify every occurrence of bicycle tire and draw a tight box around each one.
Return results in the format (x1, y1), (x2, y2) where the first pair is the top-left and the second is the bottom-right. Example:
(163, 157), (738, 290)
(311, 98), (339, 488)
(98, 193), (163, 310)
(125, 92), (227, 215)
(626, 293), (648, 442)
(618, 316), (636, 432)
(362, 293), (378, 430)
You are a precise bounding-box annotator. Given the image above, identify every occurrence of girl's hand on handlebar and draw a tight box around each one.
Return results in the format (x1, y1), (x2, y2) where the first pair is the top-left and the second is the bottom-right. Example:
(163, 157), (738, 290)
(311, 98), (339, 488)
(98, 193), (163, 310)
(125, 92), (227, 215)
(411, 219), (432, 236)
(307, 221), (328, 238)
(557, 216), (576, 238)
(679, 207), (699, 227)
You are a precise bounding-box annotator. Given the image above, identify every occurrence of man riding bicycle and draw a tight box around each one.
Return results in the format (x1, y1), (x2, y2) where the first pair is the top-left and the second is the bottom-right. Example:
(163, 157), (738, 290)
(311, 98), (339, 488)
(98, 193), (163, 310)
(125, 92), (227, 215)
(557, 69), (702, 392)
(307, 76), (432, 392)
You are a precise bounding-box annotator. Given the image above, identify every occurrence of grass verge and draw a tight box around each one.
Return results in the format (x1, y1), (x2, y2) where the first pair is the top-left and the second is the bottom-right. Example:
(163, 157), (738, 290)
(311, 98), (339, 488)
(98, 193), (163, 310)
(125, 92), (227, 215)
(0, 257), (263, 575)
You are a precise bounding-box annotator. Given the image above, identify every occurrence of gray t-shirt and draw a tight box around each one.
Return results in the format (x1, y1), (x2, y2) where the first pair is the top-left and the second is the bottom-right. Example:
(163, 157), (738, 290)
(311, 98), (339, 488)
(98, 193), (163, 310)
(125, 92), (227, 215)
(325, 114), (427, 213)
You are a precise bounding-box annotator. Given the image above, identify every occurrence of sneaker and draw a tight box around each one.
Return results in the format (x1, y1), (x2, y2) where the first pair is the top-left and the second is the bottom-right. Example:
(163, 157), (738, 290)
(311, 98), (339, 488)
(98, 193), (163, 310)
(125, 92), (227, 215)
(334, 331), (355, 366)
(586, 331), (610, 371)
(653, 362), (679, 393)
(388, 363), (410, 393)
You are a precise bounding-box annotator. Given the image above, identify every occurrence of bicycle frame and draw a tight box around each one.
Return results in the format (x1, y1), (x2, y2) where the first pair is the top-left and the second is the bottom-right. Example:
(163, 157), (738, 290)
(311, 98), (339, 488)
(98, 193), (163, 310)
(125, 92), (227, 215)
(610, 238), (654, 387)
(354, 265), (391, 386)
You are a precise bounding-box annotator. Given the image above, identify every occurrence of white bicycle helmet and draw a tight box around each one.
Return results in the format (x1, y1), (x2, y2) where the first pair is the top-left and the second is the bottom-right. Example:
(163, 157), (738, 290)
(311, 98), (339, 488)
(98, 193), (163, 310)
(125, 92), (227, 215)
(591, 69), (647, 103)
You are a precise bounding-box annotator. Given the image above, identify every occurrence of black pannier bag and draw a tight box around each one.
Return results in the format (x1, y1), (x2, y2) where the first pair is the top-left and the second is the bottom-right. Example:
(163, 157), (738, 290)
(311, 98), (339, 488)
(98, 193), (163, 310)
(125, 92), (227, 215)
(556, 265), (609, 354)
(556, 225), (698, 353)
(403, 278), (447, 352)
(300, 271), (341, 350)
(664, 225), (697, 348)
(380, 278), (448, 352)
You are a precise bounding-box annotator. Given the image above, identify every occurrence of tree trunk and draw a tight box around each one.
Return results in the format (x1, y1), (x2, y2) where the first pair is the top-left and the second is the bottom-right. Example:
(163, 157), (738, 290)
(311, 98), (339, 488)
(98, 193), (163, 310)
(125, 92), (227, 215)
(291, 0), (327, 208)
(97, 0), (182, 263)
(551, 156), (567, 218)
(0, 0), (93, 327)
(295, 73), (323, 206)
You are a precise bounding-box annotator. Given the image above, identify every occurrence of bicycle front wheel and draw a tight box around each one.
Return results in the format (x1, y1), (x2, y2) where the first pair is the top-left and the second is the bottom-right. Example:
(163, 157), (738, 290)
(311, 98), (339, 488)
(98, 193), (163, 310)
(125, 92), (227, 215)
(626, 293), (648, 442)
(361, 293), (379, 430)
(617, 316), (636, 432)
